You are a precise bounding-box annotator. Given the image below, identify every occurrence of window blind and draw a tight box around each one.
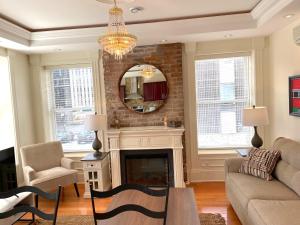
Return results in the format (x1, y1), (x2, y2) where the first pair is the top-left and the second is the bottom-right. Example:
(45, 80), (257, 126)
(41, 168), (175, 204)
(195, 56), (253, 149)
(47, 66), (95, 152)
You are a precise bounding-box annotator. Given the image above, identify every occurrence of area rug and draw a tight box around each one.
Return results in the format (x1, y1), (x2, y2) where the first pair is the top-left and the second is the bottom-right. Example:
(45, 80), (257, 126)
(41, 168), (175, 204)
(199, 213), (226, 225)
(35, 213), (226, 225)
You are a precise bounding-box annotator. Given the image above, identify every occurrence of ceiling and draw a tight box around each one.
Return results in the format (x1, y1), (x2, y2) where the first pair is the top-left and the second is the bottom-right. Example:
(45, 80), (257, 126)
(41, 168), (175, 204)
(0, 0), (300, 53)
(0, 0), (261, 30)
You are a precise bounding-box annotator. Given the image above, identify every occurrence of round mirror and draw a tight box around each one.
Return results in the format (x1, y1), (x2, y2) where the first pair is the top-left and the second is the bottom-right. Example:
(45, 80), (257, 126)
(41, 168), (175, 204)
(119, 64), (168, 113)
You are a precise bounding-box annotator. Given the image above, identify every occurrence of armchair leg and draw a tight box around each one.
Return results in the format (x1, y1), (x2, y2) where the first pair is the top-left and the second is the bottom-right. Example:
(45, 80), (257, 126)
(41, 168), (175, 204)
(74, 183), (80, 197)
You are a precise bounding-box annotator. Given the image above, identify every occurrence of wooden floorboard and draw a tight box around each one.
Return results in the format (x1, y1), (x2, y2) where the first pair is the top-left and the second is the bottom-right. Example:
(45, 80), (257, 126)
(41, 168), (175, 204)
(16, 182), (241, 225)
(190, 182), (241, 225)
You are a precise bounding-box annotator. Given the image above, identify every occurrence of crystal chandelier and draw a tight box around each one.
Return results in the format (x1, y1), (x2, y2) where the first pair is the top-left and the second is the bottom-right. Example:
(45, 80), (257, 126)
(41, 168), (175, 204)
(99, 0), (137, 60)
(141, 65), (155, 79)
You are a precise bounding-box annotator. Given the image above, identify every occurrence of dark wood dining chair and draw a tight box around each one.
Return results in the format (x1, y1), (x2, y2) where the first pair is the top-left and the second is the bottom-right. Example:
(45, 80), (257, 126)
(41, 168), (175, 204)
(0, 185), (61, 225)
(90, 184), (169, 225)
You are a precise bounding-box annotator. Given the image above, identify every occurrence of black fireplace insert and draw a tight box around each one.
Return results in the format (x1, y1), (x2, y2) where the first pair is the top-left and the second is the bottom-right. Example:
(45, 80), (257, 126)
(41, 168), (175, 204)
(120, 149), (174, 187)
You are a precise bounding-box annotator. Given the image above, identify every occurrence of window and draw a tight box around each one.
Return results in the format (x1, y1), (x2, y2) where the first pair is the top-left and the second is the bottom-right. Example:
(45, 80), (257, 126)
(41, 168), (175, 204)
(0, 56), (15, 150)
(195, 56), (253, 149)
(47, 66), (95, 152)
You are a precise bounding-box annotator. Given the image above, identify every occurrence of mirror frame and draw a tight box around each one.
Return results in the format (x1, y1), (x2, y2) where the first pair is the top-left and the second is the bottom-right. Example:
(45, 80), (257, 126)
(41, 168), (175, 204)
(118, 64), (169, 114)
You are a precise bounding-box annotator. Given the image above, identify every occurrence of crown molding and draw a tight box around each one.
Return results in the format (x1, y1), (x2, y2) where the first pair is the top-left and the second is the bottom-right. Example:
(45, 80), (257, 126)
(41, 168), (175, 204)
(30, 13), (255, 47)
(251, 0), (294, 25)
(0, 18), (30, 46)
(0, 18), (30, 39)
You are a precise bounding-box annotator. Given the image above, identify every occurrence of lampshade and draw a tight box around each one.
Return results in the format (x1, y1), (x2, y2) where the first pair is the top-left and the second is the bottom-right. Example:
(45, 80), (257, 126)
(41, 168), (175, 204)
(243, 106), (269, 126)
(85, 114), (107, 131)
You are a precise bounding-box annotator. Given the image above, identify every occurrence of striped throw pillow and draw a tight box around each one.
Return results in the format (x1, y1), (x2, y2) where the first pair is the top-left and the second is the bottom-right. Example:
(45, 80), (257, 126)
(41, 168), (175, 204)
(239, 148), (281, 181)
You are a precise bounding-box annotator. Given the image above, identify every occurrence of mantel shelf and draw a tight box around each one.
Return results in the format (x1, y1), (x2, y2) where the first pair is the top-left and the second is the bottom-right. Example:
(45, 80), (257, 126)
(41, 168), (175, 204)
(107, 126), (184, 136)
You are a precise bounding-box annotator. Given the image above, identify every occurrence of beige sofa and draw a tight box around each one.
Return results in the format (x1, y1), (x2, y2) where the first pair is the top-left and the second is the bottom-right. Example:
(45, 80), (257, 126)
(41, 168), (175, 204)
(225, 137), (300, 225)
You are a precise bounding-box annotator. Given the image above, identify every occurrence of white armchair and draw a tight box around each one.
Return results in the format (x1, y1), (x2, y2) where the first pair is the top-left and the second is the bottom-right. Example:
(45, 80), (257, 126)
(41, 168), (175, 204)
(20, 141), (79, 196)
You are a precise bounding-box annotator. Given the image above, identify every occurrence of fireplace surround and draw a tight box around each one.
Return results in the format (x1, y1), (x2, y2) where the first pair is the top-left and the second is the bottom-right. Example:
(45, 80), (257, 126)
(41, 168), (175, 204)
(107, 126), (185, 188)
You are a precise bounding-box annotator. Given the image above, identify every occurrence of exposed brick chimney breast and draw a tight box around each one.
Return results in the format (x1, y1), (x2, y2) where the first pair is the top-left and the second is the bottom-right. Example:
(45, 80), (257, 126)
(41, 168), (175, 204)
(103, 43), (184, 127)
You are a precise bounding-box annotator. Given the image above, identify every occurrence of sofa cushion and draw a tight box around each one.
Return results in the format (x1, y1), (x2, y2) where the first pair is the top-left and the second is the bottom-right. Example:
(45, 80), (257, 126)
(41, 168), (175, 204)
(227, 173), (299, 210)
(273, 137), (300, 195)
(248, 200), (300, 225)
(239, 148), (281, 180)
(273, 137), (300, 170)
(31, 167), (77, 186)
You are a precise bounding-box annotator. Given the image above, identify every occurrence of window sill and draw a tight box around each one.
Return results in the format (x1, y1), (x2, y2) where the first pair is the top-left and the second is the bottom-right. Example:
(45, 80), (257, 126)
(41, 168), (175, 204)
(197, 149), (239, 155)
(64, 151), (93, 158)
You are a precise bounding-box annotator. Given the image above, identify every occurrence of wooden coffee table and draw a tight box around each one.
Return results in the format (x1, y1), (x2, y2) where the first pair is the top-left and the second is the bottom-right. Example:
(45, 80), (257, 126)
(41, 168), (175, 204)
(98, 188), (200, 225)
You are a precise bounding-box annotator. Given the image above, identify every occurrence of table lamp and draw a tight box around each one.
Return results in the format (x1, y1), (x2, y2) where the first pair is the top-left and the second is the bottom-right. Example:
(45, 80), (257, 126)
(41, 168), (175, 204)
(243, 106), (269, 148)
(85, 113), (107, 156)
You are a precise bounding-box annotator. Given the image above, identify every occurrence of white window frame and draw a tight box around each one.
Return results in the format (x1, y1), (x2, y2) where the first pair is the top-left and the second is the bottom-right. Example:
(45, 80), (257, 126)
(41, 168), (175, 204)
(43, 62), (104, 153)
(194, 52), (255, 150)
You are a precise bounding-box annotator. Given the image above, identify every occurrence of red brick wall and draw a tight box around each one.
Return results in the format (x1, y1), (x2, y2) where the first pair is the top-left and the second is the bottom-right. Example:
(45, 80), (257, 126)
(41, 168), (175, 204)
(103, 43), (184, 127)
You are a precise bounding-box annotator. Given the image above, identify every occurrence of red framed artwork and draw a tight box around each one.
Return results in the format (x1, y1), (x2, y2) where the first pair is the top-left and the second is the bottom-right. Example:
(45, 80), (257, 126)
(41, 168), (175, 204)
(289, 75), (300, 116)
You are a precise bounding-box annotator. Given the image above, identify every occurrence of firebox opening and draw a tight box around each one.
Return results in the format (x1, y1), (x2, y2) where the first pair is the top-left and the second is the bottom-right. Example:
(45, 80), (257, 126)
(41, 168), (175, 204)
(120, 149), (174, 187)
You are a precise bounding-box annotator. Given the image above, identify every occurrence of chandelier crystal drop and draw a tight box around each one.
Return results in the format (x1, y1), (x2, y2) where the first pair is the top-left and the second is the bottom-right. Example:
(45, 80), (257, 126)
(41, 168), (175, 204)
(99, 0), (137, 60)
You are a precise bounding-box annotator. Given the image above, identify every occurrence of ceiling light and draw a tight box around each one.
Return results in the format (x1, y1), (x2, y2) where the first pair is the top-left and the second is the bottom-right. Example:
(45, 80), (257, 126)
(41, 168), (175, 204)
(224, 34), (233, 38)
(130, 6), (144, 14)
(96, 0), (134, 4)
(99, 0), (137, 60)
(161, 39), (167, 43)
(284, 14), (295, 19)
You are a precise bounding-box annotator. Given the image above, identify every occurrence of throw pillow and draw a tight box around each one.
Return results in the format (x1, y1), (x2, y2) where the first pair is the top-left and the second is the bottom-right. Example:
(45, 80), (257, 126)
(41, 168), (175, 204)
(239, 148), (281, 181)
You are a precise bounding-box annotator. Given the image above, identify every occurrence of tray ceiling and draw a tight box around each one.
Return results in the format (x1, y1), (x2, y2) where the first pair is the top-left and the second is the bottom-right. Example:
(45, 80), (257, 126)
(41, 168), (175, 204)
(0, 0), (300, 53)
(0, 0), (261, 30)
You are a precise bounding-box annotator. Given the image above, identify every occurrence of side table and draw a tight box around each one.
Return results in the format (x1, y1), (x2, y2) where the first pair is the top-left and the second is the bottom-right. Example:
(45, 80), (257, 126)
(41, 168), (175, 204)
(81, 152), (111, 198)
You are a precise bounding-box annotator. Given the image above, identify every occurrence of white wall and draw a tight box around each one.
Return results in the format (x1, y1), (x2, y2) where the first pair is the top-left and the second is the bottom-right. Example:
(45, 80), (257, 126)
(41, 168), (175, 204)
(1, 49), (36, 185)
(183, 37), (268, 182)
(266, 18), (300, 144)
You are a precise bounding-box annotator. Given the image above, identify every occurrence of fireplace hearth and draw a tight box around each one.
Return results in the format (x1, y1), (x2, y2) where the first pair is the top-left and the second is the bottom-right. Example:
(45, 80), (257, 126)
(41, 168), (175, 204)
(120, 149), (174, 187)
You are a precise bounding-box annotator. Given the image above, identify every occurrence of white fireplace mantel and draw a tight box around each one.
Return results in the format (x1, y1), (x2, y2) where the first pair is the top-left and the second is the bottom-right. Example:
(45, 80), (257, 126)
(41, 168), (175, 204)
(107, 126), (185, 188)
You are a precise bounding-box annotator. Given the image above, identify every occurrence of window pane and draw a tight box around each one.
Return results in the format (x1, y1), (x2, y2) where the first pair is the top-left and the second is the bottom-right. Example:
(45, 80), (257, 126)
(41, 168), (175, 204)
(0, 57), (15, 149)
(50, 67), (95, 151)
(220, 84), (235, 101)
(195, 56), (253, 149)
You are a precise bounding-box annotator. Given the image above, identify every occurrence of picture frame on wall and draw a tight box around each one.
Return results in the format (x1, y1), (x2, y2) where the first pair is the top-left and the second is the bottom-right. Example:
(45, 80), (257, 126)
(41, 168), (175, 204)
(289, 75), (300, 117)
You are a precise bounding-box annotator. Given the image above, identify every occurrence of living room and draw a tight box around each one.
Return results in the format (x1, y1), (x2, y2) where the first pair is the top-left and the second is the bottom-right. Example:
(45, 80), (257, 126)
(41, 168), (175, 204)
(1, 0), (300, 225)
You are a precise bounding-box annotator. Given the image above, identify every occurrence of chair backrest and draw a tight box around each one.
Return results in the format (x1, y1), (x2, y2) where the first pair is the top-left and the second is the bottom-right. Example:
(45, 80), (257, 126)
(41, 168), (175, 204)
(21, 141), (64, 171)
(90, 184), (169, 225)
(0, 185), (61, 225)
(273, 137), (300, 196)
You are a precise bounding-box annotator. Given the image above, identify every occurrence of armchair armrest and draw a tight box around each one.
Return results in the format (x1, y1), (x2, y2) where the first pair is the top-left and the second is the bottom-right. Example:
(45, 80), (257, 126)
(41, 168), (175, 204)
(224, 157), (244, 177)
(23, 166), (36, 185)
(61, 157), (74, 169)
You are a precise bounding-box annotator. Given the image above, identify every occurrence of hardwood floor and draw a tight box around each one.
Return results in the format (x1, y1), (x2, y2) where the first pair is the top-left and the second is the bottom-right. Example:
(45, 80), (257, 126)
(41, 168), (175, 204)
(190, 182), (241, 225)
(16, 182), (241, 225)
